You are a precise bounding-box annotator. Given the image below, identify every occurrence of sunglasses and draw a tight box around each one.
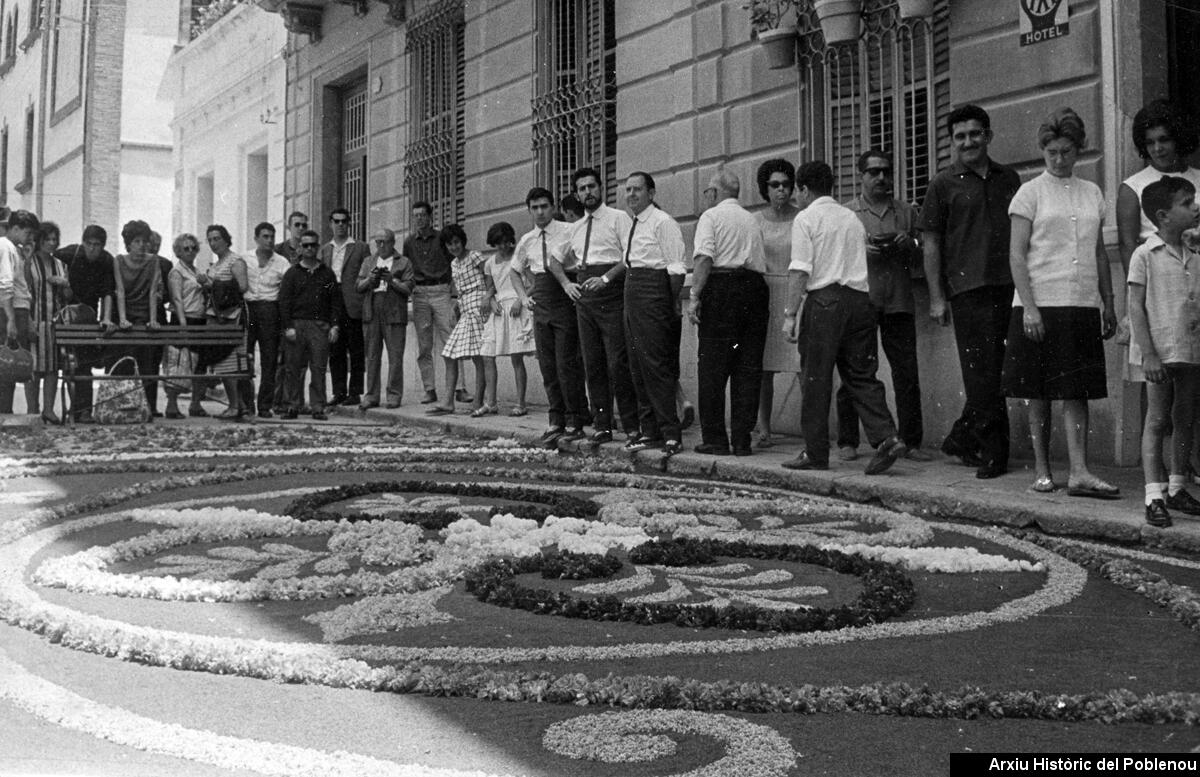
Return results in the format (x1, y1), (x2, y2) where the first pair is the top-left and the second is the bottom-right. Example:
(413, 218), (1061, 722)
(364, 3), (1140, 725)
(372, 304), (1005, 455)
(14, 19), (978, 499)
(331, 217), (351, 224)
(180, 245), (199, 252)
(767, 180), (791, 189)
(865, 167), (894, 176)
(300, 242), (320, 249)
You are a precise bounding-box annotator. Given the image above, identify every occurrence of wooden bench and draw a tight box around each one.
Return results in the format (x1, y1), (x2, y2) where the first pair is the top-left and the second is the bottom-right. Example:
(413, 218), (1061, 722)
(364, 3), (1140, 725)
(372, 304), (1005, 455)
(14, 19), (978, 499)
(53, 323), (252, 423)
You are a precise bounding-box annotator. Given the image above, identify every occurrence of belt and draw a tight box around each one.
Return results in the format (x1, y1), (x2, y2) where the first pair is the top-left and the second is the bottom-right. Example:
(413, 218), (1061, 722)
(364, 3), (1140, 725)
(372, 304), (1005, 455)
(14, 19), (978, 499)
(415, 279), (449, 287)
(709, 266), (755, 275)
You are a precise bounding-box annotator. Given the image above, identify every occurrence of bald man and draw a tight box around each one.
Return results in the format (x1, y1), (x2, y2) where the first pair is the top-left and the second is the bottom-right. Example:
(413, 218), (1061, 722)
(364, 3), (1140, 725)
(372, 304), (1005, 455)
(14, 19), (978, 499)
(356, 228), (415, 409)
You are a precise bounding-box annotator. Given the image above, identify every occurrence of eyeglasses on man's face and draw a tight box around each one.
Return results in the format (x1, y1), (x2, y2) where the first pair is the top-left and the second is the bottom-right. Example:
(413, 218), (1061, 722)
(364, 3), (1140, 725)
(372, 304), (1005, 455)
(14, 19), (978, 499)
(292, 221), (308, 228)
(331, 217), (350, 225)
(300, 242), (320, 249)
(767, 180), (791, 189)
(180, 245), (198, 252)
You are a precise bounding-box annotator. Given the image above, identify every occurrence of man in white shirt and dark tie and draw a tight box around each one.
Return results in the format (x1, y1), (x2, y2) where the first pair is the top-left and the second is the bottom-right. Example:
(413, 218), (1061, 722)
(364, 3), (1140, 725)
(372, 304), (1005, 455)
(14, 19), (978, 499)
(559, 167), (639, 444)
(510, 187), (588, 447)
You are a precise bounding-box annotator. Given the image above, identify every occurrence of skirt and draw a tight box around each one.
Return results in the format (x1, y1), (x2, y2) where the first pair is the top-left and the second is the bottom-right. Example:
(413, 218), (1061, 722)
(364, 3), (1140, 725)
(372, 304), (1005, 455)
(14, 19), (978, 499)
(481, 296), (535, 357)
(761, 272), (804, 373)
(1001, 306), (1106, 400)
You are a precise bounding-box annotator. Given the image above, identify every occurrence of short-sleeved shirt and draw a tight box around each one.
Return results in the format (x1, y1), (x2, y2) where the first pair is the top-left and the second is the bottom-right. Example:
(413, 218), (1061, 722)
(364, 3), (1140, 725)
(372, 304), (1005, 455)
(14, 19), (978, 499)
(1122, 165), (1200, 242)
(245, 252), (292, 302)
(693, 198), (766, 272)
(512, 219), (575, 276)
(0, 236), (30, 309)
(569, 203), (631, 268)
(920, 158), (1021, 296)
(789, 196), (869, 293)
(402, 229), (452, 285)
(844, 195), (919, 314)
(1127, 234), (1200, 366)
(1008, 171), (1105, 309)
(626, 204), (686, 275)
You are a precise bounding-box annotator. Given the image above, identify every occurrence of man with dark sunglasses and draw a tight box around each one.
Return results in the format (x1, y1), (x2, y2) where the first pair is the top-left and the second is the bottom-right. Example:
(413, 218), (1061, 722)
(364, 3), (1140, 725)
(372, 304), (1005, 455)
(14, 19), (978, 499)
(275, 211), (309, 264)
(279, 230), (345, 420)
(320, 208), (369, 408)
(836, 149), (930, 463)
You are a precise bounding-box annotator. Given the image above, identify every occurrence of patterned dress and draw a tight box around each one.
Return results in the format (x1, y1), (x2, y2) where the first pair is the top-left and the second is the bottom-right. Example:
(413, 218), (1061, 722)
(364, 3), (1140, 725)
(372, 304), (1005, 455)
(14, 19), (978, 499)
(443, 250), (488, 359)
(481, 253), (534, 357)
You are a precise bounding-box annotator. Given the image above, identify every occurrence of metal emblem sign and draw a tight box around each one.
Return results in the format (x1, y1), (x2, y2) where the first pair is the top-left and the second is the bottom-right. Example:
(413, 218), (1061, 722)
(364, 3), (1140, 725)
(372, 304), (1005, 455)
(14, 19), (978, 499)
(1019, 0), (1069, 46)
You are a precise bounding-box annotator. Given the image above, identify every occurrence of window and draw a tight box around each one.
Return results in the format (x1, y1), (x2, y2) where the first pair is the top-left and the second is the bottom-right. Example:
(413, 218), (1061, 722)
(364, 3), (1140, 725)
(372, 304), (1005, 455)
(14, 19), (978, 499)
(20, 105), (32, 185)
(796, 0), (949, 204)
(29, 0), (41, 37)
(532, 0), (616, 203)
(341, 81), (367, 241)
(405, 0), (464, 228)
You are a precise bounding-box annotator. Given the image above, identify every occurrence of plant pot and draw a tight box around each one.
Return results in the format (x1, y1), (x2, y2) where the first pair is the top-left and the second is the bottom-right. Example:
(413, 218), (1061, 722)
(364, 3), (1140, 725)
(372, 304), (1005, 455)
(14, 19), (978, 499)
(896, 0), (936, 19)
(757, 25), (797, 69)
(813, 0), (862, 44)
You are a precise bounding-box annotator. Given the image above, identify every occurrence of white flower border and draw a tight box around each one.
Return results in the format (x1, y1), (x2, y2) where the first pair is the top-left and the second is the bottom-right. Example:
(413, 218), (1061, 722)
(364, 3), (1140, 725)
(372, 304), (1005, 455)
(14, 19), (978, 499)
(1, 460), (1086, 670)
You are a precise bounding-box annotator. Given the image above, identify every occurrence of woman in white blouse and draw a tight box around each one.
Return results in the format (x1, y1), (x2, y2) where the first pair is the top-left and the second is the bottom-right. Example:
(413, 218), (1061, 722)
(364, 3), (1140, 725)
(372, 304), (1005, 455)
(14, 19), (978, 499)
(1002, 107), (1118, 497)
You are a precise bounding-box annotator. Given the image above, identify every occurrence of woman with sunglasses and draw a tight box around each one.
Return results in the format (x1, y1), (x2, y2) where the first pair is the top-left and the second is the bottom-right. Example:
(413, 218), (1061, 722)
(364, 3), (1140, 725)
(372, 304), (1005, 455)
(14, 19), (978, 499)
(164, 233), (208, 419)
(753, 158), (802, 448)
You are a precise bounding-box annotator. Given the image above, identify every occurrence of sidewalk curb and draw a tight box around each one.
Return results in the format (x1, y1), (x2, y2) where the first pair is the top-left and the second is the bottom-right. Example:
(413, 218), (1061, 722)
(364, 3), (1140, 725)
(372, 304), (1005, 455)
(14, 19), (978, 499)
(372, 405), (1200, 556)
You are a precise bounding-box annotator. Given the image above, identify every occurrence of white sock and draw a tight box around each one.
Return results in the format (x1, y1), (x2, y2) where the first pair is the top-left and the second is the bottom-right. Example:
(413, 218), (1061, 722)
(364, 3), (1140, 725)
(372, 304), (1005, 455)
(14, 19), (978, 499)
(1145, 484), (1164, 506)
(1169, 475), (1187, 497)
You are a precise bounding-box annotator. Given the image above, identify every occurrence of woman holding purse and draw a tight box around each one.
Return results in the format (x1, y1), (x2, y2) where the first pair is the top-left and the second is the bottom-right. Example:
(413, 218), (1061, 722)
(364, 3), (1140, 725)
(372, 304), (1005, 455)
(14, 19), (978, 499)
(202, 224), (249, 420)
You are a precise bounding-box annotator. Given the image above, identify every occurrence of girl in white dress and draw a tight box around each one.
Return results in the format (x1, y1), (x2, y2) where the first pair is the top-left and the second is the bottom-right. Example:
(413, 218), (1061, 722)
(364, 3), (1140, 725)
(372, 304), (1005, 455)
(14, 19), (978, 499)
(480, 222), (534, 416)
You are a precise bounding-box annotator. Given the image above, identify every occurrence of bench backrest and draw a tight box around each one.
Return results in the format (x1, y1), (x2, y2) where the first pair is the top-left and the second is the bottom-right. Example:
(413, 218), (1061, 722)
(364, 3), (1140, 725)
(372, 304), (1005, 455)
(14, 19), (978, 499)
(54, 324), (244, 348)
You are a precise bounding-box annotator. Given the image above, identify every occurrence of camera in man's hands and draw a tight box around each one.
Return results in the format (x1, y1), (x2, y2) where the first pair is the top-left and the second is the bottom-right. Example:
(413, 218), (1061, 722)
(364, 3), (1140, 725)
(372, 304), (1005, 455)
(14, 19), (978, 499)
(868, 232), (904, 259)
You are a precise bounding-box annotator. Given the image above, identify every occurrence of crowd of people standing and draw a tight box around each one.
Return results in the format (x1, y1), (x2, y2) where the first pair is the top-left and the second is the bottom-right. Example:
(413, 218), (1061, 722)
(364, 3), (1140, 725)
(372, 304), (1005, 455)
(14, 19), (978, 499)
(1, 98), (1198, 523)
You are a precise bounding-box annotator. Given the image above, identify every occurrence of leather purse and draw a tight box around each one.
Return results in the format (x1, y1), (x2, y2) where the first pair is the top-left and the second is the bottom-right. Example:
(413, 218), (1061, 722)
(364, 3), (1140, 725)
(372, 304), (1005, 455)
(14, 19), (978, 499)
(0, 343), (33, 383)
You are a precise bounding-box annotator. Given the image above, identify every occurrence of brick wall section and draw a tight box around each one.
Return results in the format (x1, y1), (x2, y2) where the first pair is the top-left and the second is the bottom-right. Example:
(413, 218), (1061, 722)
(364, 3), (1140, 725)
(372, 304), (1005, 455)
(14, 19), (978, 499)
(83, 0), (126, 234)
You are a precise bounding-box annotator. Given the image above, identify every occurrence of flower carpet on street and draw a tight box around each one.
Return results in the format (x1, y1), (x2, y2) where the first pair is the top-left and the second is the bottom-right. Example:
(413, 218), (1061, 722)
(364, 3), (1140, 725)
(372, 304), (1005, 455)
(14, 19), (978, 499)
(1, 426), (1199, 776)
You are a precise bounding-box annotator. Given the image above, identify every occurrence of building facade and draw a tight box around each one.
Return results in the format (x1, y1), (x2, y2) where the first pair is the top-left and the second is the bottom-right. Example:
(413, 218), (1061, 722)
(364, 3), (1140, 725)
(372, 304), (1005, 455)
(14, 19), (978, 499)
(160, 0), (287, 264)
(256, 0), (1197, 464)
(0, 0), (177, 245)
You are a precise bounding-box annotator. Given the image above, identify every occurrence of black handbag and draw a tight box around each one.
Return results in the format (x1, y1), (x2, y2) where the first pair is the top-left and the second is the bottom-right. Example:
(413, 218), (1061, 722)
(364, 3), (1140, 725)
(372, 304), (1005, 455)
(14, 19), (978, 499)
(210, 278), (244, 311)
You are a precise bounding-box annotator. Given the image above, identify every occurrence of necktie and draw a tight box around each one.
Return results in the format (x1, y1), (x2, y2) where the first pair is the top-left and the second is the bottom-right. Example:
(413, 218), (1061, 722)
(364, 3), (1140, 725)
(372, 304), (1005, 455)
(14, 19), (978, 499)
(581, 215), (593, 268)
(540, 230), (548, 272)
(623, 218), (638, 268)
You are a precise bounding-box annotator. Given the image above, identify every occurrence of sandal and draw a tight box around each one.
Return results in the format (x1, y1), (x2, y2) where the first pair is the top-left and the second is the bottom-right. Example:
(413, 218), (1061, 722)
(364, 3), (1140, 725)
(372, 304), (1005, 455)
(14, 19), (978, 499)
(755, 432), (774, 449)
(470, 404), (498, 418)
(1066, 477), (1121, 500)
(1031, 476), (1056, 493)
(509, 405), (528, 417)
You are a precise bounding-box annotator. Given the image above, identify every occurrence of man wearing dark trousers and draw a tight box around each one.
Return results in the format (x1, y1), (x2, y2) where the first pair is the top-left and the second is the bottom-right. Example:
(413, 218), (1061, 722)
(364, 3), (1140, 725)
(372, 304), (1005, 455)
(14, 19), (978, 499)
(280, 231), (344, 421)
(622, 171), (685, 452)
(244, 222), (290, 418)
(320, 208), (368, 407)
(510, 187), (587, 447)
(781, 161), (906, 476)
(686, 169), (769, 458)
(921, 104), (1021, 479)
(55, 225), (116, 423)
(560, 167), (638, 444)
(837, 149), (930, 462)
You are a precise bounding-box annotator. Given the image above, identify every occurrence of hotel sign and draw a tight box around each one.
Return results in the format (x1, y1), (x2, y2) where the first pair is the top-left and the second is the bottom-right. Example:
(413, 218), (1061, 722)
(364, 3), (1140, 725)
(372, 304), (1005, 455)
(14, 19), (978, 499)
(1019, 0), (1069, 46)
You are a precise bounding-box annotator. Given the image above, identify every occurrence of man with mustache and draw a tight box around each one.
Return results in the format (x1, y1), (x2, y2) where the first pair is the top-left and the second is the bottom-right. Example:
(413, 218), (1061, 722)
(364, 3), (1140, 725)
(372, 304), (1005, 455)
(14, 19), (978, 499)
(921, 104), (1021, 479)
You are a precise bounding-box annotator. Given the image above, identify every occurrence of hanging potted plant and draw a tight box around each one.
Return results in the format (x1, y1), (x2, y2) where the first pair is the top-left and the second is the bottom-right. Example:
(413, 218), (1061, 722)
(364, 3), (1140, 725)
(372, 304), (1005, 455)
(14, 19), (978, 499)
(896, 0), (936, 19)
(813, 0), (863, 44)
(746, 0), (799, 70)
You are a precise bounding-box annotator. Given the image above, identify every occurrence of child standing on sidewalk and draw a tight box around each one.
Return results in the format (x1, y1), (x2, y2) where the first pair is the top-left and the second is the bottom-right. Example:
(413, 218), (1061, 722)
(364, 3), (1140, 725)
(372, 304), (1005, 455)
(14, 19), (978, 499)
(1128, 176), (1200, 527)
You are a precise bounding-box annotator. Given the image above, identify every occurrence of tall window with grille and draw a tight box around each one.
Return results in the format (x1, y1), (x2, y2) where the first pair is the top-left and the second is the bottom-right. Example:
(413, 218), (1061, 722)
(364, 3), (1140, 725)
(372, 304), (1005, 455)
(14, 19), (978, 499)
(405, 0), (464, 228)
(531, 0), (616, 203)
(340, 80), (368, 242)
(796, 0), (949, 205)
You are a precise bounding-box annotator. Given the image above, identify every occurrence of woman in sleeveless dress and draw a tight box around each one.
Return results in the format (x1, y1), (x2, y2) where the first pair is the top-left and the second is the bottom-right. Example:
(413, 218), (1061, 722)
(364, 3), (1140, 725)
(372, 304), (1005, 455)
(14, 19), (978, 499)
(480, 221), (534, 416)
(202, 224), (249, 420)
(112, 220), (164, 412)
(1116, 100), (1200, 383)
(165, 233), (209, 419)
(753, 159), (802, 448)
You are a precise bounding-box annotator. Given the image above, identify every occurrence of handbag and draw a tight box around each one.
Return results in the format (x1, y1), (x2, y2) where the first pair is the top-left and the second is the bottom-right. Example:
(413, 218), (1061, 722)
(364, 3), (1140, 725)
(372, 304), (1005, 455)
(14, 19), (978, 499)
(0, 343), (33, 383)
(162, 344), (196, 393)
(210, 278), (244, 312)
(55, 303), (98, 325)
(93, 355), (151, 424)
